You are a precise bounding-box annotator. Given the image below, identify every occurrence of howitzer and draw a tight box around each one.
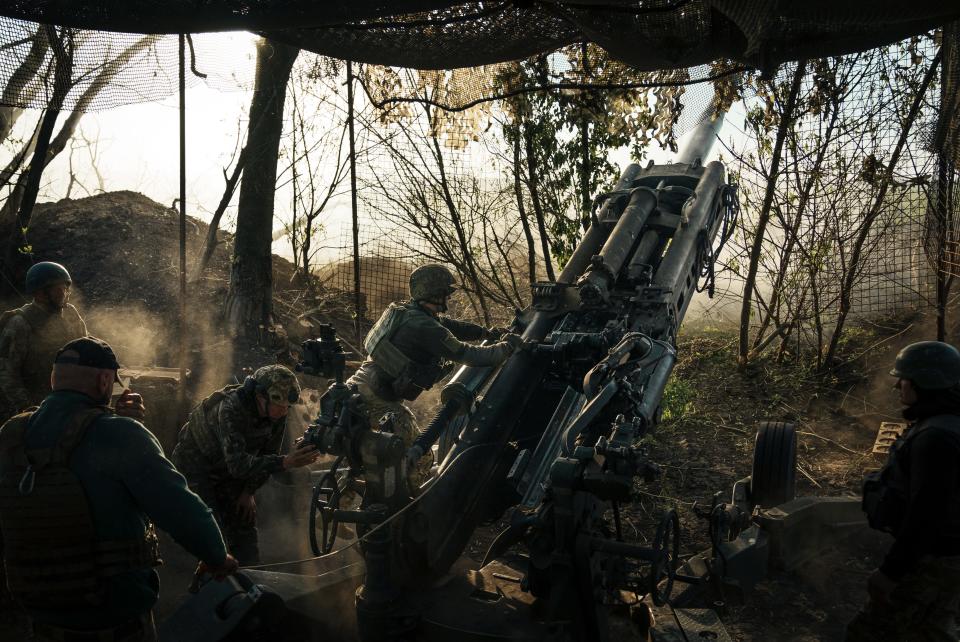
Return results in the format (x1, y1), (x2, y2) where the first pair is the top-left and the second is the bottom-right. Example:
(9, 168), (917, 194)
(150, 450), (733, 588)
(374, 121), (738, 640)
(212, 116), (867, 642)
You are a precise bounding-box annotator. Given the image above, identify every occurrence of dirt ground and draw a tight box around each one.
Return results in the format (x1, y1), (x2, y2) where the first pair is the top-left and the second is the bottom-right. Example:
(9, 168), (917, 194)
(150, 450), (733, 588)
(0, 192), (947, 641)
(630, 325), (910, 641)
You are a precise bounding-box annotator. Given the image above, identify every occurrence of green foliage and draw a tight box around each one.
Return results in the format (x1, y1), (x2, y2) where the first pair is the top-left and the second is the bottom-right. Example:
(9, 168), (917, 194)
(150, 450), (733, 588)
(495, 46), (688, 265)
(660, 377), (695, 422)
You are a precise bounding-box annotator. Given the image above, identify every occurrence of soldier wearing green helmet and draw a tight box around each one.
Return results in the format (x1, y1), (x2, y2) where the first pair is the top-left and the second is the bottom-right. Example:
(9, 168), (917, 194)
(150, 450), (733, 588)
(847, 341), (960, 641)
(0, 261), (87, 418)
(171, 364), (320, 565)
(349, 263), (523, 494)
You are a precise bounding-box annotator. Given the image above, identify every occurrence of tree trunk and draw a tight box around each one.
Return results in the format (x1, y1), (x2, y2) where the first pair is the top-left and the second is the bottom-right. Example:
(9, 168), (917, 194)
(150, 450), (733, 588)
(0, 35), (156, 225)
(224, 38), (298, 337)
(0, 26), (49, 146)
(429, 130), (491, 324)
(752, 98), (840, 355)
(512, 135), (537, 286)
(2, 27), (72, 280)
(194, 151), (246, 280)
(523, 124), (556, 282)
(738, 60), (806, 367)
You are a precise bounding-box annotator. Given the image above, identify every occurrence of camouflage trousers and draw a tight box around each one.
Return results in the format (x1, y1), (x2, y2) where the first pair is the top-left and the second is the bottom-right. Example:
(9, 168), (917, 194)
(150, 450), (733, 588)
(170, 448), (261, 566)
(346, 368), (433, 494)
(846, 555), (960, 642)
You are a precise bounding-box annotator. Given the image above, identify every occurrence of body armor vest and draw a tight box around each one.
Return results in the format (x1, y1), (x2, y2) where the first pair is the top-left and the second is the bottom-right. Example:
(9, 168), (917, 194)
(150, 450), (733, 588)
(863, 413), (960, 535)
(363, 302), (444, 401)
(0, 407), (161, 609)
(180, 384), (243, 463)
(1, 303), (85, 407)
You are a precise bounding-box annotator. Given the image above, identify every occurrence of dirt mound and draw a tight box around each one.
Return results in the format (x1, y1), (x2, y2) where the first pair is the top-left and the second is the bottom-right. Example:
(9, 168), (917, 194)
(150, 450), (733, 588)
(25, 190), (300, 322)
(11, 191), (361, 370)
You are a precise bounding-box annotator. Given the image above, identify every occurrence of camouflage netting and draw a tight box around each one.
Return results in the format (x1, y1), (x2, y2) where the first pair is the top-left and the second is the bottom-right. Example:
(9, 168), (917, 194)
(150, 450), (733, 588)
(0, 2), (958, 114)
(1, 2), (957, 70)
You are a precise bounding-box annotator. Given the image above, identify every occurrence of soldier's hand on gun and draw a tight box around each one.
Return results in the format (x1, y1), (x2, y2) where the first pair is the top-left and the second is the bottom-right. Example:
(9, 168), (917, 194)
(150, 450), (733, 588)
(208, 554), (240, 577)
(235, 492), (257, 525)
(282, 442), (320, 470)
(404, 444), (425, 469)
(191, 553), (240, 591)
(502, 333), (534, 353)
(489, 326), (512, 340)
(114, 389), (146, 420)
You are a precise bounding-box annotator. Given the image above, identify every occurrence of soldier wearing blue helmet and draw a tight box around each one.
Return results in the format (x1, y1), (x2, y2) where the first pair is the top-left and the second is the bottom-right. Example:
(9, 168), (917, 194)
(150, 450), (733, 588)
(847, 341), (960, 641)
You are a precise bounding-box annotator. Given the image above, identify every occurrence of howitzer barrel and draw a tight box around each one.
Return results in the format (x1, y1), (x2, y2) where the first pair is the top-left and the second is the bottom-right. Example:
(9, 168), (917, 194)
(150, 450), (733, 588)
(675, 112), (724, 166)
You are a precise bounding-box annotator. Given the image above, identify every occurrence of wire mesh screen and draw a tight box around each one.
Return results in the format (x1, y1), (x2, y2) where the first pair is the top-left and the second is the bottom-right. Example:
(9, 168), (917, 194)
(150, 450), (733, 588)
(925, 24), (960, 287)
(0, 20), (254, 112)
(712, 38), (943, 363)
(322, 223), (424, 323)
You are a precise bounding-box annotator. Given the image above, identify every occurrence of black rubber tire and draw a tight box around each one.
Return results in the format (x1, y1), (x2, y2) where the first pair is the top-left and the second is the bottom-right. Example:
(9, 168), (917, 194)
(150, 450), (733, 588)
(750, 421), (797, 509)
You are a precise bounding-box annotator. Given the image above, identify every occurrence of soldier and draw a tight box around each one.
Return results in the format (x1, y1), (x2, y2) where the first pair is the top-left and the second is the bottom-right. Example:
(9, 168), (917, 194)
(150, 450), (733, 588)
(0, 261), (87, 417)
(171, 365), (320, 566)
(847, 341), (960, 641)
(0, 337), (237, 642)
(349, 263), (521, 493)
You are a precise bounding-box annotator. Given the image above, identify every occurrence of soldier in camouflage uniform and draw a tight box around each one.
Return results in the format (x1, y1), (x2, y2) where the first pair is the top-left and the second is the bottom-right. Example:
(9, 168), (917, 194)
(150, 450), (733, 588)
(171, 365), (319, 565)
(349, 264), (522, 494)
(847, 341), (960, 641)
(0, 262), (87, 418)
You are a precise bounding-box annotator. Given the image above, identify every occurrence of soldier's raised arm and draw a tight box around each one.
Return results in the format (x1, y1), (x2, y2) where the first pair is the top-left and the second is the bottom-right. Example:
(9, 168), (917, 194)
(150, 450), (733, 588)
(427, 323), (517, 367)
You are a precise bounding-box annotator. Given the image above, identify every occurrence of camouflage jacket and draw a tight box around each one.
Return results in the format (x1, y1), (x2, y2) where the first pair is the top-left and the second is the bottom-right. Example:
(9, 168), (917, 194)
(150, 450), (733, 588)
(172, 385), (286, 494)
(355, 301), (511, 401)
(0, 302), (87, 412)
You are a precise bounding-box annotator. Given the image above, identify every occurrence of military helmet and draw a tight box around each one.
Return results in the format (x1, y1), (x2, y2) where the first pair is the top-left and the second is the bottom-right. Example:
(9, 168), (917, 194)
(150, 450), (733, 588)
(252, 364), (301, 406)
(890, 341), (960, 390)
(25, 262), (71, 295)
(409, 264), (458, 301)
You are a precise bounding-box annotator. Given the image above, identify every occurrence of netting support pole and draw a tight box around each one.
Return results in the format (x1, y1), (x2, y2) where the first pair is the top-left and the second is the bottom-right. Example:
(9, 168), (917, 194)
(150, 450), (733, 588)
(580, 117), (590, 225)
(936, 151), (954, 342)
(348, 60), (362, 340)
(178, 34), (188, 420)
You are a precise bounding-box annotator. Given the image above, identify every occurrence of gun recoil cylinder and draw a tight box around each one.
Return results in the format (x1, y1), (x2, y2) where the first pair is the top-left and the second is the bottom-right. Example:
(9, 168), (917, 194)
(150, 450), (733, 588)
(577, 187), (657, 305)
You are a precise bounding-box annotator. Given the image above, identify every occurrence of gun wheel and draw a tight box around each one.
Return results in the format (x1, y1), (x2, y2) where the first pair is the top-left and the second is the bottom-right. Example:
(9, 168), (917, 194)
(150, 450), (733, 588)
(649, 509), (680, 606)
(750, 421), (797, 508)
(309, 456), (345, 555)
